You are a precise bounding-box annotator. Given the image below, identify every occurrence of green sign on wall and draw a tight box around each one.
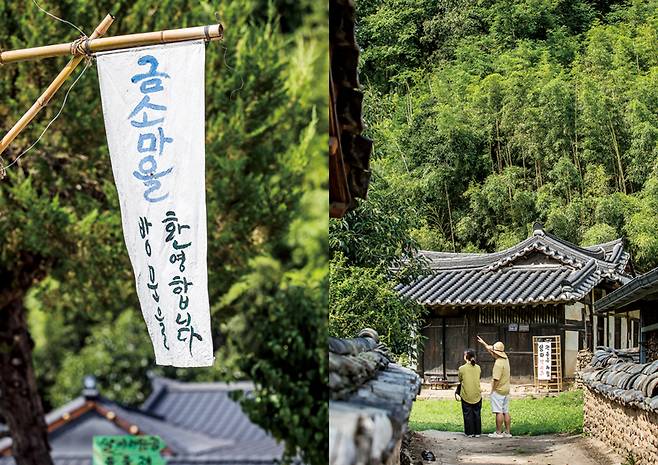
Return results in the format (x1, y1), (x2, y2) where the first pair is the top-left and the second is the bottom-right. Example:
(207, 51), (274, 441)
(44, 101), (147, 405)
(92, 436), (166, 465)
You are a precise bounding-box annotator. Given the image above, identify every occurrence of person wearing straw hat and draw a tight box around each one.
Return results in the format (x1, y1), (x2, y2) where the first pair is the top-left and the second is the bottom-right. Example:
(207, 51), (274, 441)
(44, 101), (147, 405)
(477, 336), (512, 438)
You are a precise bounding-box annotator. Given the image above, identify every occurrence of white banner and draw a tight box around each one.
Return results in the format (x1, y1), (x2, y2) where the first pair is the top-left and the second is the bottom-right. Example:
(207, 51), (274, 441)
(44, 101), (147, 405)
(97, 41), (214, 367)
(537, 341), (552, 380)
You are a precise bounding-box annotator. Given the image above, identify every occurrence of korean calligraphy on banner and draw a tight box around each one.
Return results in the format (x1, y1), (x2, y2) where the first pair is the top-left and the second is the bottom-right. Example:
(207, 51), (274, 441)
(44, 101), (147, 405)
(97, 41), (214, 367)
(537, 341), (552, 380)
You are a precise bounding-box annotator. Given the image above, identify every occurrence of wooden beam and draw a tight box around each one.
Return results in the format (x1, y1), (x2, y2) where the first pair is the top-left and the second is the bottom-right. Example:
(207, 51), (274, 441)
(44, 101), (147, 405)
(0, 23), (223, 65)
(640, 322), (658, 333)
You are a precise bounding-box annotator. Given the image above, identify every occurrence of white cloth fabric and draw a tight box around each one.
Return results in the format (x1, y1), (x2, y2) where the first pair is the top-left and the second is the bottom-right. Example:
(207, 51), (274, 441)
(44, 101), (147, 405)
(97, 41), (214, 367)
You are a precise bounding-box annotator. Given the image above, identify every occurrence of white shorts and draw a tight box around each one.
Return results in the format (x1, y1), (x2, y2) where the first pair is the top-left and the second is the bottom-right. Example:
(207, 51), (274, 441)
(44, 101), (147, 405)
(490, 391), (510, 413)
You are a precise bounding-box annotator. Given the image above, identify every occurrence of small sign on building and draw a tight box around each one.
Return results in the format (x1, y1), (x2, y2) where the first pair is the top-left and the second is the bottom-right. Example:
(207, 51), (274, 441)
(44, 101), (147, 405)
(537, 340), (551, 380)
(508, 323), (518, 332)
(93, 435), (166, 465)
(532, 335), (563, 392)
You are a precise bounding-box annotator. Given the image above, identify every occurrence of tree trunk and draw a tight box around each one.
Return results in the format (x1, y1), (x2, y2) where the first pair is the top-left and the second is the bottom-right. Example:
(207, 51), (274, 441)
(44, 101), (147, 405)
(573, 83), (584, 195)
(609, 120), (626, 194)
(0, 292), (54, 465)
(535, 159), (543, 188)
(495, 118), (503, 172)
(444, 182), (456, 252)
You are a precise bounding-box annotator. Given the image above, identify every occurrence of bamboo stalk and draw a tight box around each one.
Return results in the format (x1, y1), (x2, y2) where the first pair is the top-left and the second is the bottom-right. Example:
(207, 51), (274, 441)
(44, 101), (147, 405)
(1, 24), (224, 65)
(0, 14), (115, 157)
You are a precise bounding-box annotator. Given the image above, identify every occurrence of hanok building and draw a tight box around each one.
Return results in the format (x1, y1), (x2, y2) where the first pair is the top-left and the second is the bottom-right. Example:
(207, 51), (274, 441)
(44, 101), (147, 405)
(396, 223), (633, 383)
(0, 376), (284, 465)
(595, 266), (658, 363)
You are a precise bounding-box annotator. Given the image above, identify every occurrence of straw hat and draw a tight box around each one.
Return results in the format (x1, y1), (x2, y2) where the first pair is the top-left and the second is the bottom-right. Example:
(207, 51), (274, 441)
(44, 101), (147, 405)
(491, 341), (507, 359)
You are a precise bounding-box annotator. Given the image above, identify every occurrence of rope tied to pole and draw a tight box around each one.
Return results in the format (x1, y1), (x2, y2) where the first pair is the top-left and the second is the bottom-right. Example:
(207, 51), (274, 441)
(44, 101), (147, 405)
(69, 35), (95, 62)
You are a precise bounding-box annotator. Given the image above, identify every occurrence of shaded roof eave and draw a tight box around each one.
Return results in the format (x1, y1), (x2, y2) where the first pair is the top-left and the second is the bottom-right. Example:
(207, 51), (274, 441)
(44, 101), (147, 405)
(420, 297), (581, 309)
(594, 267), (658, 313)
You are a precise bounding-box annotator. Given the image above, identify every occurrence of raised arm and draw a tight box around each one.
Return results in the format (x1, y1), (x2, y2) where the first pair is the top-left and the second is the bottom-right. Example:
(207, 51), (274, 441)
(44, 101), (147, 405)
(476, 336), (494, 355)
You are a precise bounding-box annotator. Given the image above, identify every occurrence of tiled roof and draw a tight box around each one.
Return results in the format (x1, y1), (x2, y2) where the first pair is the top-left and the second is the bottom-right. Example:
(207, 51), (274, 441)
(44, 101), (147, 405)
(142, 377), (282, 461)
(329, 329), (420, 465)
(0, 377), (283, 465)
(329, 0), (373, 217)
(581, 348), (658, 411)
(0, 460), (90, 465)
(396, 225), (631, 308)
(595, 266), (658, 313)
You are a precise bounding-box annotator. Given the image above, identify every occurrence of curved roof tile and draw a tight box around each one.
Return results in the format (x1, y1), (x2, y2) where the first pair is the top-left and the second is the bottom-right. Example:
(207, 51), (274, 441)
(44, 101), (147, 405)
(399, 226), (630, 308)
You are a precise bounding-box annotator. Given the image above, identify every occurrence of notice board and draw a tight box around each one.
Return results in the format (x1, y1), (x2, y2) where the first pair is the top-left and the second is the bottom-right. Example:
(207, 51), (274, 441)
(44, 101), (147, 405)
(532, 335), (562, 392)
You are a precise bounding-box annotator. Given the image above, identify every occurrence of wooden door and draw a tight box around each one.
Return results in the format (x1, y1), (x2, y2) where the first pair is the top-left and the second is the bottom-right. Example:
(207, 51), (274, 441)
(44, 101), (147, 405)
(421, 315), (468, 379)
(422, 318), (443, 375)
(475, 325), (500, 378)
(444, 316), (468, 379)
(506, 330), (533, 377)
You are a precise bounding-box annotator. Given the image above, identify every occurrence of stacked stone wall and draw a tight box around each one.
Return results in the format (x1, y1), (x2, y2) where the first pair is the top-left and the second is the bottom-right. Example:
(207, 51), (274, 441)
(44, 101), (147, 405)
(584, 388), (658, 464)
(575, 349), (593, 388)
(647, 331), (658, 362)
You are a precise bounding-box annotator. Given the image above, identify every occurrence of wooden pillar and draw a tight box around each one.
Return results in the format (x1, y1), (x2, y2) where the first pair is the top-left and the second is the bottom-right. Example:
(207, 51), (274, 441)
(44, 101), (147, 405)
(640, 310), (646, 363)
(442, 316), (447, 380)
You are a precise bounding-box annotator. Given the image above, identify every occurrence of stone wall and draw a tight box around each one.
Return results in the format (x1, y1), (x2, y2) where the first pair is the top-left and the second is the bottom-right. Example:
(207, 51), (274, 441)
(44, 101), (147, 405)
(574, 349), (593, 388)
(647, 331), (658, 362)
(329, 329), (421, 465)
(584, 389), (658, 464)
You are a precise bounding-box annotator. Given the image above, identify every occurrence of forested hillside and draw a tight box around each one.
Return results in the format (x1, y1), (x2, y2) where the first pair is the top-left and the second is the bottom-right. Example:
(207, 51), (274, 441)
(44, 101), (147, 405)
(330, 0), (658, 352)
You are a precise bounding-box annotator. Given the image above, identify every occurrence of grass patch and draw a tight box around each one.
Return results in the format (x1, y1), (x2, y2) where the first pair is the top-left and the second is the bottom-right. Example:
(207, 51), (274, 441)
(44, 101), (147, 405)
(410, 390), (583, 436)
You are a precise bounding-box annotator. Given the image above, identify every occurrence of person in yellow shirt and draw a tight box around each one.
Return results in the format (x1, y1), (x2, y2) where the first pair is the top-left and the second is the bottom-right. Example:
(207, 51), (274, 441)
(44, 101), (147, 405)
(458, 349), (482, 437)
(477, 336), (512, 438)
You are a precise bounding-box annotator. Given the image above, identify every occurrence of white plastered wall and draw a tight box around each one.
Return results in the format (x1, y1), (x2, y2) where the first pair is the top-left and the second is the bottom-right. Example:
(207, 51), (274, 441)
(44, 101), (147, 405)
(621, 318), (628, 349)
(565, 303), (584, 377)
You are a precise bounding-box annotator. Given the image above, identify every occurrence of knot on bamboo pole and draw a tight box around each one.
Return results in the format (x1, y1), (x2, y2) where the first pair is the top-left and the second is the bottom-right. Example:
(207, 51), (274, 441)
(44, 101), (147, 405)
(69, 36), (92, 58)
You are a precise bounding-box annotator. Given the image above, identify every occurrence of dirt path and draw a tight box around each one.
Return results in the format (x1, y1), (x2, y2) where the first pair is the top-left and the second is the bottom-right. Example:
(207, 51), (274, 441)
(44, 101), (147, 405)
(409, 430), (625, 465)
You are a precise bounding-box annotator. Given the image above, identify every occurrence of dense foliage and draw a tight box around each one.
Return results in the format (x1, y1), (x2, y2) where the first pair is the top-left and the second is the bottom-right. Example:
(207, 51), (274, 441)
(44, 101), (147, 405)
(219, 256), (327, 465)
(329, 177), (426, 358)
(330, 0), (658, 357)
(329, 253), (424, 358)
(0, 1), (326, 462)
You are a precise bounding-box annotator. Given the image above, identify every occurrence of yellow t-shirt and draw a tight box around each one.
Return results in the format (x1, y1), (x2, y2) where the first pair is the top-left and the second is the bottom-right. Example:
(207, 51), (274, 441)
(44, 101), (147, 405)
(458, 363), (482, 404)
(492, 357), (511, 395)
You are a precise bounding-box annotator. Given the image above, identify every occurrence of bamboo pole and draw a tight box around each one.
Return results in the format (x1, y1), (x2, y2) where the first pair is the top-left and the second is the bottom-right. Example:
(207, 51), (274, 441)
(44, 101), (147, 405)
(0, 24), (224, 65)
(0, 14), (115, 158)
